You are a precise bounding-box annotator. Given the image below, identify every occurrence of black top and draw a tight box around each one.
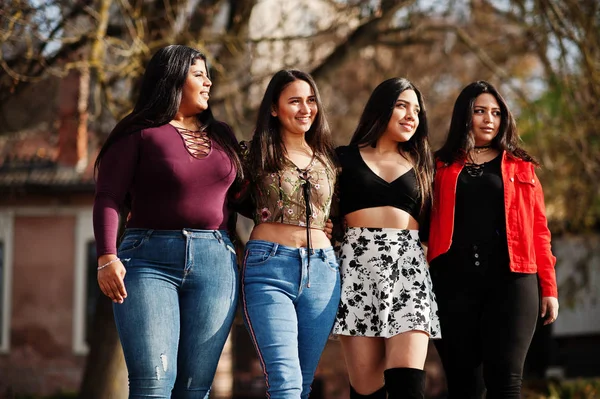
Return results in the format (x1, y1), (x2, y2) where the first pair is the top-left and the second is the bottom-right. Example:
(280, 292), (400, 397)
(452, 153), (506, 247)
(336, 145), (421, 220)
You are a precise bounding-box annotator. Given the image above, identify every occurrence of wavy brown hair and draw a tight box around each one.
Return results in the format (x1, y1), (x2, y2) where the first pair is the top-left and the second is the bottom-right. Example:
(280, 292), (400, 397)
(436, 80), (537, 165)
(95, 45), (242, 179)
(247, 69), (336, 175)
(350, 77), (434, 213)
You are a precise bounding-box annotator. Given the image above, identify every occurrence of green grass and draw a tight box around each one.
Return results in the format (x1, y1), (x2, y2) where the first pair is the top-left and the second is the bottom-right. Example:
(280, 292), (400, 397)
(523, 378), (600, 399)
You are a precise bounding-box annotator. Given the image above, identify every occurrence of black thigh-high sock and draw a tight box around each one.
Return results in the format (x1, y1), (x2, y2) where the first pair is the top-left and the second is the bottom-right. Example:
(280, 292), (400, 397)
(384, 367), (425, 399)
(349, 384), (386, 399)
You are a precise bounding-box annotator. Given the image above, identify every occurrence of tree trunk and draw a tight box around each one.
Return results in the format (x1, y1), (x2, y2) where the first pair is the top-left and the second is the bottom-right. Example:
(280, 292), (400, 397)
(78, 294), (128, 398)
(211, 335), (234, 399)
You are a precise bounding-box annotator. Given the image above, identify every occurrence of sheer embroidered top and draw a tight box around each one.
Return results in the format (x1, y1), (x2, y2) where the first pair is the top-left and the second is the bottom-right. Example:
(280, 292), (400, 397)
(336, 145), (421, 220)
(93, 123), (237, 256)
(240, 142), (336, 230)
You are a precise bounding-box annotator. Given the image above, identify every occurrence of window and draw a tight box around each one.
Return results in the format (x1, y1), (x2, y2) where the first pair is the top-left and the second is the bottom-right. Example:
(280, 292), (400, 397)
(0, 211), (13, 353)
(0, 208), (96, 354)
(0, 241), (4, 341)
(85, 240), (100, 346)
(73, 210), (95, 354)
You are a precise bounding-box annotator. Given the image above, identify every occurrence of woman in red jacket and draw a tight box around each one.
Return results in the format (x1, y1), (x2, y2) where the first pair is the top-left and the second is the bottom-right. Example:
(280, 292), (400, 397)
(427, 81), (559, 399)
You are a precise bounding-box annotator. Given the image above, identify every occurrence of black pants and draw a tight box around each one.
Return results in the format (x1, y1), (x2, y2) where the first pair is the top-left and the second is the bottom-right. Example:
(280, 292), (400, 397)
(430, 244), (539, 399)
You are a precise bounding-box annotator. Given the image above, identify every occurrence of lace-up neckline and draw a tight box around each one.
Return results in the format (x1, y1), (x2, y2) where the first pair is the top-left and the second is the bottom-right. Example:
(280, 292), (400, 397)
(172, 125), (212, 159)
(465, 153), (501, 177)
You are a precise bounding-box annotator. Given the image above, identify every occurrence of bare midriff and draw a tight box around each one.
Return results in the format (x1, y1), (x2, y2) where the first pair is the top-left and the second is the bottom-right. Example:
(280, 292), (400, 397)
(345, 206), (419, 230)
(249, 222), (331, 248)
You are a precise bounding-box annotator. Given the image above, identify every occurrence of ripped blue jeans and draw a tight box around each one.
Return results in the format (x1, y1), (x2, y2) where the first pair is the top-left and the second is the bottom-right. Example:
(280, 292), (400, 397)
(113, 228), (239, 399)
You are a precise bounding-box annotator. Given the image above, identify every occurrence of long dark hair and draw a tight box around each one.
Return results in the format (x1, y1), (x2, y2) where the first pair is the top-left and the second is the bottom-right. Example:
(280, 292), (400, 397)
(247, 70), (336, 174)
(350, 77), (433, 212)
(436, 80), (537, 165)
(94, 44), (242, 178)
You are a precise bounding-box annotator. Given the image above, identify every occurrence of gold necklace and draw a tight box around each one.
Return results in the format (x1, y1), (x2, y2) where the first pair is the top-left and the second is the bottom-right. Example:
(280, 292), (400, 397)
(474, 145), (492, 154)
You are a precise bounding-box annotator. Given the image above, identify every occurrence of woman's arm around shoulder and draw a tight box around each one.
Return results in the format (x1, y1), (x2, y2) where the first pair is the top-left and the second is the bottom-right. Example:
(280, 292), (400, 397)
(334, 145), (351, 166)
(228, 139), (254, 219)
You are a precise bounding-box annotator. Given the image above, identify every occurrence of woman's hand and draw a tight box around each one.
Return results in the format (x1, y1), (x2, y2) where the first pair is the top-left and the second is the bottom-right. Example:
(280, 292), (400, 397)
(541, 296), (559, 325)
(324, 219), (334, 240)
(97, 255), (128, 304)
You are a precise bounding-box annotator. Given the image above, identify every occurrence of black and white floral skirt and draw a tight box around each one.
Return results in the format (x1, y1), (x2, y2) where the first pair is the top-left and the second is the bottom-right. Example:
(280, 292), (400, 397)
(333, 227), (441, 338)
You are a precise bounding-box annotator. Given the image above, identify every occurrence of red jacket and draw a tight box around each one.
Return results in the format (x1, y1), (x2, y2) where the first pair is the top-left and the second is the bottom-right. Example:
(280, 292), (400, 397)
(427, 152), (558, 298)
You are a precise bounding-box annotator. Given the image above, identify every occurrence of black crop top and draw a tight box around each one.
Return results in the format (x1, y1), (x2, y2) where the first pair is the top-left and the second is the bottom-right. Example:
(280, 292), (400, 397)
(336, 145), (421, 220)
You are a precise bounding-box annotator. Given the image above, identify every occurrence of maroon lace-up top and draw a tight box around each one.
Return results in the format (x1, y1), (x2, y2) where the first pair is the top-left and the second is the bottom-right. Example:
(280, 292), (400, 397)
(93, 123), (237, 256)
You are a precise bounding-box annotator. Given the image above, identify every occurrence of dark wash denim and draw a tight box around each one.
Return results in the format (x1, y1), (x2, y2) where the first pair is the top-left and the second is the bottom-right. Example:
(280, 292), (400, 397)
(113, 228), (239, 399)
(241, 240), (341, 399)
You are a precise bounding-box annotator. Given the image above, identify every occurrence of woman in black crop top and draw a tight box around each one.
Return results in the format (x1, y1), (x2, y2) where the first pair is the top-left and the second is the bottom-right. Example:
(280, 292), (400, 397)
(239, 70), (340, 399)
(332, 78), (440, 399)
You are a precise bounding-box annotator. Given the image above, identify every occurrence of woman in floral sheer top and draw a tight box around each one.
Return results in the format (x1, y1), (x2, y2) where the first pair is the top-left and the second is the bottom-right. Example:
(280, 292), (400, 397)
(237, 69), (340, 399)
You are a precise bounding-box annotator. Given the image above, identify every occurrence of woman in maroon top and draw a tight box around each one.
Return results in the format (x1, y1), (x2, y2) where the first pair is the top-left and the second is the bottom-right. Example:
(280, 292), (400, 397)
(93, 45), (242, 398)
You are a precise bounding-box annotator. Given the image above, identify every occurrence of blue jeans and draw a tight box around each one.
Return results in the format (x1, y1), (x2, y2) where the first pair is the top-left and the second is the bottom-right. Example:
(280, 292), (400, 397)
(241, 240), (341, 399)
(113, 228), (239, 399)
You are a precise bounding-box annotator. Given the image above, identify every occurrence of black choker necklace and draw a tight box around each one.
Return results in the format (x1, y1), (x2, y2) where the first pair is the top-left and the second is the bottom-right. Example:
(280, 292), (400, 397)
(474, 145), (492, 154)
